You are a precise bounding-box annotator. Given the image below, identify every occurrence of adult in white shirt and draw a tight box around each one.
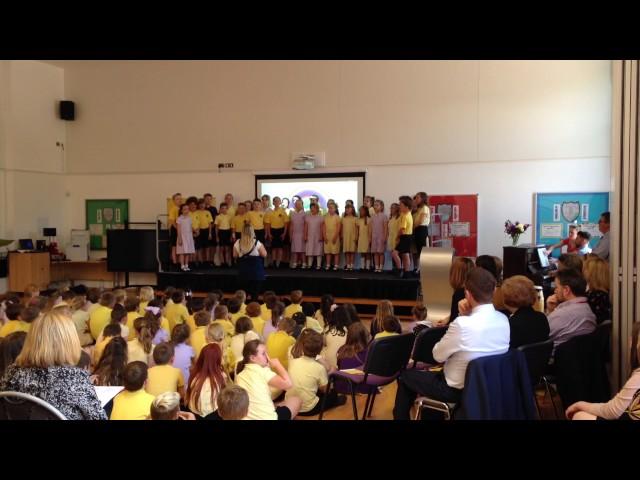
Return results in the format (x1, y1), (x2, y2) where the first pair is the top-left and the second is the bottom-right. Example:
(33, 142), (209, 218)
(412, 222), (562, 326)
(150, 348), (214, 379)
(393, 267), (510, 419)
(591, 211), (610, 261)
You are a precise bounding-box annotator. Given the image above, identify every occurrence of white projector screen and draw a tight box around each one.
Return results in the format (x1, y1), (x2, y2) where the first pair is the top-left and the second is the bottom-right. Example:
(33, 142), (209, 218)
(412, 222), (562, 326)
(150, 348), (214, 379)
(255, 172), (366, 211)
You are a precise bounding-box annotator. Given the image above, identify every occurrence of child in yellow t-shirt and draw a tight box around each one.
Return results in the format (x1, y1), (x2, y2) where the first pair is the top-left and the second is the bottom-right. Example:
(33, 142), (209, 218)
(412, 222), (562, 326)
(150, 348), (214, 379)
(196, 198), (214, 267)
(110, 361), (155, 420)
(212, 305), (235, 337)
(125, 296), (142, 340)
(190, 310), (212, 360)
(391, 197), (414, 279)
(89, 291), (116, 340)
(93, 323), (122, 366)
(245, 302), (265, 336)
(186, 297), (206, 334)
(265, 196), (290, 268)
(146, 342), (186, 399)
(284, 290), (303, 320)
(0, 304), (37, 338)
(374, 315), (402, 339)
(165, 290), (189, 333)
(265, 317), (296, 369)
(234, 290), (247, 315)
(138, 286), (155, 316)
(215, 203), (233, 267)
(205, 323), (233, 374)
(227, 298), (244, 326)
(231, 203), (248, 245)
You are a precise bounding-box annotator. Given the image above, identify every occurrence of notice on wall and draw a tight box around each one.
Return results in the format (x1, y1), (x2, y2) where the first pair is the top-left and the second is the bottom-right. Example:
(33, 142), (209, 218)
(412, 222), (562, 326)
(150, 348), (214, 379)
(450, 222), (470, 237)
(540, 223), (563, 239)
(578, 222), (602, 239)
(428, 194), (478, 257)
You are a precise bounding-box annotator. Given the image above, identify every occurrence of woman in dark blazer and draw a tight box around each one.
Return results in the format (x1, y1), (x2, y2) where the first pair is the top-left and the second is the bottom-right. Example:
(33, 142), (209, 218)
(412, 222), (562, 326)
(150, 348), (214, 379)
(501, 275), (550, 349)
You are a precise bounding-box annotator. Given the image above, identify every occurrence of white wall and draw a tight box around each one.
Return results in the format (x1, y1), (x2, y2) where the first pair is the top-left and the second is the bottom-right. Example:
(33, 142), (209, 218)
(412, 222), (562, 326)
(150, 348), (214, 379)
(0, 61), (67, 293)
(60, 60), (611, 172)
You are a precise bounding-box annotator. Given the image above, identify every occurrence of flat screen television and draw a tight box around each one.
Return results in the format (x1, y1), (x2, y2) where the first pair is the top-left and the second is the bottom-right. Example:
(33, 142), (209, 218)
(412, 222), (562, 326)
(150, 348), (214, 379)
(107, 229), (158, 272)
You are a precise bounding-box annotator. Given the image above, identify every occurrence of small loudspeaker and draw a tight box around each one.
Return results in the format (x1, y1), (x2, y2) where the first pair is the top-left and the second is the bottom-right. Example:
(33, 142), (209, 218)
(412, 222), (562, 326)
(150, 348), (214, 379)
(59, 101), (75, 121)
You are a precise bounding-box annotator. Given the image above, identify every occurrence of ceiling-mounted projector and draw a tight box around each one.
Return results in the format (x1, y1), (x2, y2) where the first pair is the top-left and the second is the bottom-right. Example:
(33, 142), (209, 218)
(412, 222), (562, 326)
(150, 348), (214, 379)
(292, 154), (316, 170)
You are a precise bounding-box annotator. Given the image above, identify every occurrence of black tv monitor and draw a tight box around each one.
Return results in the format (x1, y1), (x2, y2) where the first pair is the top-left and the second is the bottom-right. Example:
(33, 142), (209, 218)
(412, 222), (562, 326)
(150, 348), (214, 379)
(537, 247), (550, 268)
(18, 239), (34, 250)
(107, 229), (158, 272)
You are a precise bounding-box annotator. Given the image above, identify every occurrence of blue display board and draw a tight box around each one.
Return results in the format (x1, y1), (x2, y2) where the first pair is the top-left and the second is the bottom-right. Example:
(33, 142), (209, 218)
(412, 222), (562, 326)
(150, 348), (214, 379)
(534, 192), (609, 257)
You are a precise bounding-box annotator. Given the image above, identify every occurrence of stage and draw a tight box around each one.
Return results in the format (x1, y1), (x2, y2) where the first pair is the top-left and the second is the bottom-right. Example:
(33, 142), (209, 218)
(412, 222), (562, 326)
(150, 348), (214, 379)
(157, 266), (420, 301)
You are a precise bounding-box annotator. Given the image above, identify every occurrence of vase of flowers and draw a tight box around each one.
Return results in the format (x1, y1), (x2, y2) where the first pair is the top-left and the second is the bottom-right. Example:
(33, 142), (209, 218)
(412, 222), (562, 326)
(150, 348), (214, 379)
(505, 220), (530, 246)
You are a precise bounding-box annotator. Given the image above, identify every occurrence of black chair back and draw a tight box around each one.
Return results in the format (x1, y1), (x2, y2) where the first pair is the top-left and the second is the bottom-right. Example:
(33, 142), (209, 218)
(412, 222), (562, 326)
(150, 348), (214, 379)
(363, 333), (415, 378)
(517, 339), (554, 388)
(596, 320), (612, 363)
(412, 326), (448, 366)
(0, 392), (67, 420)
(555, 331), (611, 408)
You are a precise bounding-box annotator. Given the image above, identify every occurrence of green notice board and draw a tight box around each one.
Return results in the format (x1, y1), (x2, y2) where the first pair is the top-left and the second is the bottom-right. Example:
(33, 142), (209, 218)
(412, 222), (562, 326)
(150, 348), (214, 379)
(86, 199), (129, 250)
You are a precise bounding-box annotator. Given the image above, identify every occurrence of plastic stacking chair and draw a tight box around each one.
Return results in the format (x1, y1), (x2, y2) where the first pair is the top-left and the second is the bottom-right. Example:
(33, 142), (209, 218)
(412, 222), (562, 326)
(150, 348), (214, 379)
(411, 326), (448, 369)
(319, 333), (415, 420)
(517, 339), (554, 419)
(0, 391), (67, 420)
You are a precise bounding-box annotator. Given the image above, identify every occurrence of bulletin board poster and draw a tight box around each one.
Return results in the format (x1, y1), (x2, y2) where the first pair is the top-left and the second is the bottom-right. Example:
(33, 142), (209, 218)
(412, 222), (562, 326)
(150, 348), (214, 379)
(86, 199), (129, 250)
(534, 192), (609, 258)
(428, 194), (478, 257)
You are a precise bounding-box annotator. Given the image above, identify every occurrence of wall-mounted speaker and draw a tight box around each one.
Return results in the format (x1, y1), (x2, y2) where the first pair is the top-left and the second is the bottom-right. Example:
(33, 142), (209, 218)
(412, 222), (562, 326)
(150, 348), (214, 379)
(59, 100), (75, 121)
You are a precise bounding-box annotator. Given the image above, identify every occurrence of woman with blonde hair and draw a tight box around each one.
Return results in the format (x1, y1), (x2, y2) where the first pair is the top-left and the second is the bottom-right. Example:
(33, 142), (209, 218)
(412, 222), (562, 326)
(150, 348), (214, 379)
(233, 222), (267, 303)
(583, 256), (611, 324)
(370, 299), (394, 338)
(0, 310), (107, 419)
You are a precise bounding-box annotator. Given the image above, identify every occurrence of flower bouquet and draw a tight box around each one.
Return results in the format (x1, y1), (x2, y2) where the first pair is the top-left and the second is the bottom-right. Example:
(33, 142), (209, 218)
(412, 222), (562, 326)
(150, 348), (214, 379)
(504, 220), (530, 246)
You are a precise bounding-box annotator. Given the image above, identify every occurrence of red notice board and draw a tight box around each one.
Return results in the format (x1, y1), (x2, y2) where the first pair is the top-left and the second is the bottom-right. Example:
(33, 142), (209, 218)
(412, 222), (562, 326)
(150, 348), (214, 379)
(428, 194), (478, 257)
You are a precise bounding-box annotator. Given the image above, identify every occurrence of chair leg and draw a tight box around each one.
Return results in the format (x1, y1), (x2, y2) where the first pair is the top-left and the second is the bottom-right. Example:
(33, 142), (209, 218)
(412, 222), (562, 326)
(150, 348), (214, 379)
(366, 390), (378, 418)
(534, 393), (542, 420)
(361, 393), (372, 420)
(414, 402), (422, 421)
(318, 377), (332, 420)
(543, 378), (559, 419)
(349, 382), (359, 420)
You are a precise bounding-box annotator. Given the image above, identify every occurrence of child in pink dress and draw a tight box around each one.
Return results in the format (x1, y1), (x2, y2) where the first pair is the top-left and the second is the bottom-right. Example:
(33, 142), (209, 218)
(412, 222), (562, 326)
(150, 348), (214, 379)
(304, 203), (324, 270)
(176, 204), (196, 271)
(370, 200), (389, 273)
